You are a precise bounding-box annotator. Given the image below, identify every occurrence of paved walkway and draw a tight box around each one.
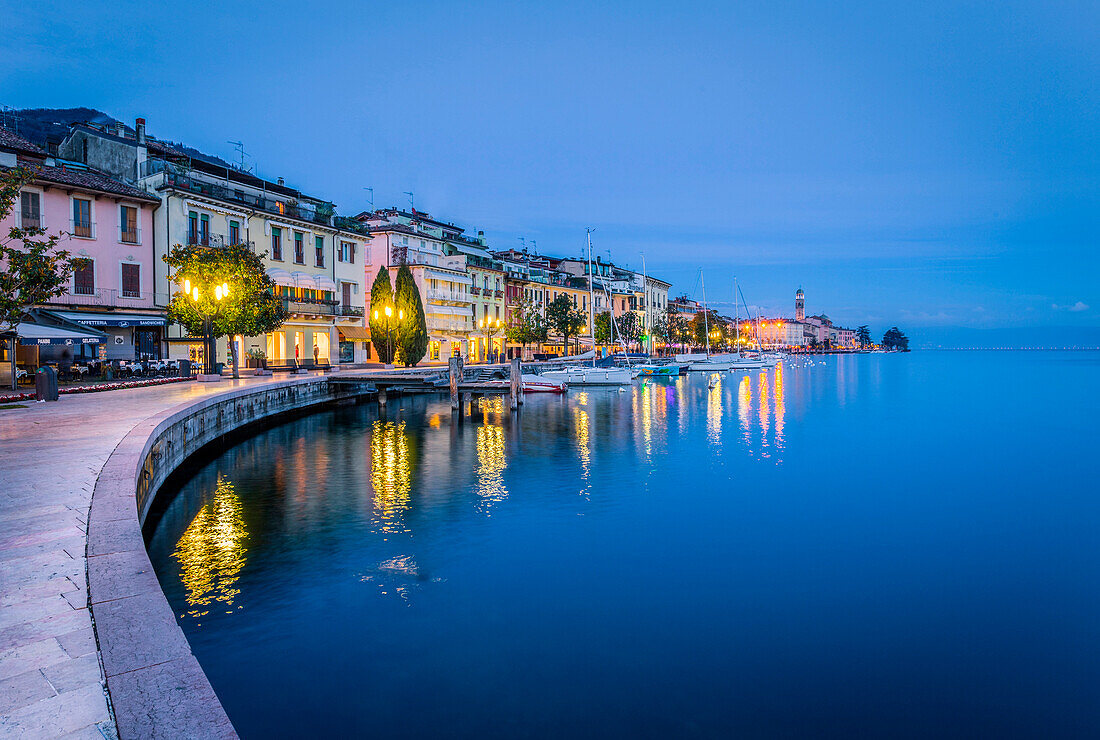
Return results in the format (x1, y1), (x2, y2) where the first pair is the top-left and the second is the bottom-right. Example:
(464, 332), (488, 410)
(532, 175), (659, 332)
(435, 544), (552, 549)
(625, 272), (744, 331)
(0, 373), (314, 738)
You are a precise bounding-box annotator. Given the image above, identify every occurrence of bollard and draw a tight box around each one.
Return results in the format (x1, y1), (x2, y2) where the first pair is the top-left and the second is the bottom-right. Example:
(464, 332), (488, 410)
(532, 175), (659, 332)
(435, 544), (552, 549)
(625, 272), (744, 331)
(510, 357), (521, 410)
(449, 356), (460, 410)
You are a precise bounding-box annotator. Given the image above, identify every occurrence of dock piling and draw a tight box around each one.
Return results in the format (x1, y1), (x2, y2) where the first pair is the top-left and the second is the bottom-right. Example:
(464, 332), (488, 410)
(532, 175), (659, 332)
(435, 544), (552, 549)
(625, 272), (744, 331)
(510, 357), (521, 410)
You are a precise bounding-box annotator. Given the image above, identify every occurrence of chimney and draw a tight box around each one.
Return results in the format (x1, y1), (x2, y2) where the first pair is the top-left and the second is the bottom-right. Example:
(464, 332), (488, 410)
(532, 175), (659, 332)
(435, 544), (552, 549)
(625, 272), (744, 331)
(115, 121), (125, 137)
(135, 118), (146, 144)
(277, 177), (285, 186)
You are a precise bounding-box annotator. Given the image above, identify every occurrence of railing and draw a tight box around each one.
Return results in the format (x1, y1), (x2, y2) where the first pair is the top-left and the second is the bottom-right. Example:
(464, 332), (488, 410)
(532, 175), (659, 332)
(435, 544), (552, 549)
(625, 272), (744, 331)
(283, 297), (337, 315)
(470, 286), (482, 296)
(338, 305), (364, 317)
(70, 219), (96, 239)
(42, 288), (163, 307)
(21, 210), (42, 229)
(427, 289), (468, 303)
(494, 290), (504, 298)
(426, 319), (470, 332)
(159, 167), (333, 227)
(120, 227), (141, 244)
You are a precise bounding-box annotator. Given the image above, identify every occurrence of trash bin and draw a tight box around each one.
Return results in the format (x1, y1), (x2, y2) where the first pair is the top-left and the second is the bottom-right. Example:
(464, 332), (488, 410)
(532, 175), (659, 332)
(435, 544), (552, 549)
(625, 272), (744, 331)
(35, 366), (59, 402)
(178, 359), (192, 377)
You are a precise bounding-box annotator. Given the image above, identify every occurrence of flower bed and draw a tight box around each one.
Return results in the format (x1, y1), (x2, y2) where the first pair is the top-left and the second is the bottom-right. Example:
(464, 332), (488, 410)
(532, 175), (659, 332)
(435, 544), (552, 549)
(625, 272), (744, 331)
(0, 376), (194, 402)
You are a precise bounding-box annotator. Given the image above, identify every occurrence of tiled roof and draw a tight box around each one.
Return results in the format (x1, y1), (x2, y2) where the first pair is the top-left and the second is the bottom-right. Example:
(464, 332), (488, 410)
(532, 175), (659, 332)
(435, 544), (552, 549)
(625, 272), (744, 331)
(13, 162), (160, 203)
(0, 126), (47, 156)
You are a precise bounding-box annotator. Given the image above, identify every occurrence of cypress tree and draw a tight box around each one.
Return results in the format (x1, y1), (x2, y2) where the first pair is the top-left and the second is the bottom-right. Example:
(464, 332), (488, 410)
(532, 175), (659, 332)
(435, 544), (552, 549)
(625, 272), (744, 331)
(368, 265), (395, 364)
(393, 263), (428, 366)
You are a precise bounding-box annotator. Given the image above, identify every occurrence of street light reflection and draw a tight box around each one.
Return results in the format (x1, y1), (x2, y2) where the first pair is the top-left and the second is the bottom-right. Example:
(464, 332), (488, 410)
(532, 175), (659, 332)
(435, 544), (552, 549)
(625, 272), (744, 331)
(172, 473), (248, 619)
(370, 420), (412, 534)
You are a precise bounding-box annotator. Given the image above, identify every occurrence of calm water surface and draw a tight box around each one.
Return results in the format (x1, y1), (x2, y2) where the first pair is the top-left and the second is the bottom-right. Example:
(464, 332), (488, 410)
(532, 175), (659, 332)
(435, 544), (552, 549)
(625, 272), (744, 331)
(148, 351), (1100, 738)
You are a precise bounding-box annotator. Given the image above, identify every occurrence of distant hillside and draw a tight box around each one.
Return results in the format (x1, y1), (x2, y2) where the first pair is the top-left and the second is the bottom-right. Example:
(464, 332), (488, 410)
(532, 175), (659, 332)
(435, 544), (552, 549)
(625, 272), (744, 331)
(3, 107), (233, 169)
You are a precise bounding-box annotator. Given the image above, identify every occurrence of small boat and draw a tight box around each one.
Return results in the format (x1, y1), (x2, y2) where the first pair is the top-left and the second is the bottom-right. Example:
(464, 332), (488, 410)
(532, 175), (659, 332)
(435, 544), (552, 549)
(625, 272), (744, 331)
(636, 364), (680, 377)
(540, 366), (633, 386)
(521, 374), (567, 393)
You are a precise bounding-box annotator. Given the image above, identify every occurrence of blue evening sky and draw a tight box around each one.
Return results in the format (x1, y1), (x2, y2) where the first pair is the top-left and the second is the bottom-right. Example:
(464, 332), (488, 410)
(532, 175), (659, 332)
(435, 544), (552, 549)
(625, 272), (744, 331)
(2, 0), (1096, 342)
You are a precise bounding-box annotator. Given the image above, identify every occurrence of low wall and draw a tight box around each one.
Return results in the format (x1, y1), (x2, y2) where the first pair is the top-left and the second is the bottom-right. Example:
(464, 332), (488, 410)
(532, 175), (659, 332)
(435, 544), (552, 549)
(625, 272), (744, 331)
(87, 376), (371, 738)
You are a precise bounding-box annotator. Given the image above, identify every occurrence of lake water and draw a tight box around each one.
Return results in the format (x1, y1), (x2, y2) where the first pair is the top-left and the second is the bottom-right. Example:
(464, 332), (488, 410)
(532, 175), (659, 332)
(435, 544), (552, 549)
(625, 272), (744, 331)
(147, 351), (1100, 738)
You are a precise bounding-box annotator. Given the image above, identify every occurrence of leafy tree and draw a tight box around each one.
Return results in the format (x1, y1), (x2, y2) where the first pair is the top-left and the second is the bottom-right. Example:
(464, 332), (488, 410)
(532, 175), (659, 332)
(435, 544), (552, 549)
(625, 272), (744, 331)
(690, 310), (724, 349)
(648, 311), (669, 354)
(504, 297), (547, 358)
(594, 310), (613, 345)
(664, 307), (687, 352)
(164, 243), (287, 377)
(882, 326), (909, 351)
(368, 265), (395, 364)
(617, 311), (641, 350)
(1, 167), (85, 389)
(808, 335), (818, 349)
(393, 263), (428, 366)
(546, 293), (586, 356)
(856, 325), (872, 348)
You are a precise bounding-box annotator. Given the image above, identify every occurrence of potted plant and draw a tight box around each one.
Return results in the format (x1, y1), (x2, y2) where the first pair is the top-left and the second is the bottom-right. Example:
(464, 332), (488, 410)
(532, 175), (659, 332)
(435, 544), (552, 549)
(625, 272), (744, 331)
(246, 348), (268, 369)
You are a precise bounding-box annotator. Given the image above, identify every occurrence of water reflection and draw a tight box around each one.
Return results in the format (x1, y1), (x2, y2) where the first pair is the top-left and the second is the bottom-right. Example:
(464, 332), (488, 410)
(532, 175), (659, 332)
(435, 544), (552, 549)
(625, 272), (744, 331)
(573, 405), (591, 491)
(758, 370), (770, 456)
(475, 423), (508, 514)
(172, 474), (248, 618)
(775, 363), (786, 452)
(370, 420), (412, 534)
(738, 374), (752, 447)
(706, 375), (723, 446)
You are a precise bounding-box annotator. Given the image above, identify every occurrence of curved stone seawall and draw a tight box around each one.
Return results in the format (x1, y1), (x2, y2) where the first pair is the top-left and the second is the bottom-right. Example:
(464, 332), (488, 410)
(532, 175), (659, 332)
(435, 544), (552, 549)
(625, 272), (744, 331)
(87, 376), (368, 738)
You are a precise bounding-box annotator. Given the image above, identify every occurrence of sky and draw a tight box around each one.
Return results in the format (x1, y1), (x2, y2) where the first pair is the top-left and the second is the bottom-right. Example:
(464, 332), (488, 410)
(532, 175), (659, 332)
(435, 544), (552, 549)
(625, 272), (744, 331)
(2, 0), (1097, 344)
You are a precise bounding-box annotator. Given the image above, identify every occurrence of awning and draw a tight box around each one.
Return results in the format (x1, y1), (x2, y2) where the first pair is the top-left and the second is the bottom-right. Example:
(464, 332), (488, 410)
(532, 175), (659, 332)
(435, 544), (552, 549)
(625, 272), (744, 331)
(448, 241), (491, 259)
(17, 322), (105, 346)
(290, 271), (314, 288)
(266, 268), (294, 286)
(314, 275), (339, 292)
(427, 305), (473, 317)
(337, 325), (371, 341)
(51, 310), (166, 328)
(425, 268), (472, 286)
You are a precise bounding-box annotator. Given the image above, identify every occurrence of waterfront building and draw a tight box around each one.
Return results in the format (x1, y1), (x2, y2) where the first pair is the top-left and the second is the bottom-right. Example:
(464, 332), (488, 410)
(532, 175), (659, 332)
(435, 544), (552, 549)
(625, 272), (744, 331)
(56, 118), (369, 368)
(446, 233), (506, 362)
(0, 125), (163, 364)
(359, 210), (473, 361)
(795, 287), (805, 321)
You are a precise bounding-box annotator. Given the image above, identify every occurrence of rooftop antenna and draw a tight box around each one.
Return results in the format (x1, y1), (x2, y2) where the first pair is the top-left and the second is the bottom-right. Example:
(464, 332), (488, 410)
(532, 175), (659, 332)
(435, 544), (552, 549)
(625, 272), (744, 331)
(530, 239), (536, 254)
(518, 236), (526, 252)
(362, 186), (374, 208)
(403, 191), (415, 212)
(226, 140), (251, 172)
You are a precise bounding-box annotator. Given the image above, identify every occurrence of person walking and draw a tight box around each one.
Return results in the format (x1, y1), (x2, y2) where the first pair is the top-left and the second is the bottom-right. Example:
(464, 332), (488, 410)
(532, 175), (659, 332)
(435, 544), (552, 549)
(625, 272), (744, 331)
(313, 343), (320, 366)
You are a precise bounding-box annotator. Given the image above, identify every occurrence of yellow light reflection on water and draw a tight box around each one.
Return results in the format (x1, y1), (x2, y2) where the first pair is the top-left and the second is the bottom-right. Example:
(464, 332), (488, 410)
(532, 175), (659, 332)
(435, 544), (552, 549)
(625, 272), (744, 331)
(172, 474), (248, 618)
(758, 369), (770, 453)
(475, 423), (508, 514)
(738, 374), (752, 446)
(370, 420), (412, 534)
(573, 405), (591, 488)
(775, 363), (785, 451)
(706, 375), (722, 446)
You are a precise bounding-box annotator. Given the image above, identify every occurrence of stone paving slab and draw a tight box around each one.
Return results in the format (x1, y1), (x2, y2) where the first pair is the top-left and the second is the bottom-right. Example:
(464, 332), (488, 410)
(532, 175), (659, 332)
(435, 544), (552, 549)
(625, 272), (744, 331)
(0, 374), (309, 738)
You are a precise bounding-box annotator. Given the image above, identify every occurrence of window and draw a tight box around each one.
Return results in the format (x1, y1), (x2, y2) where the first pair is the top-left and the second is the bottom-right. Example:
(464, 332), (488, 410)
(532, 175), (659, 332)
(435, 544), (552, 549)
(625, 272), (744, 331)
(294, 232), (305, 264)
(121, 263), (140, 298)
(74, 260), (94, 295)
(315, 236), (325, 267)
(188, 211), (198, 245)
(339, 241), (355, 263)
(229, 220), (240, 245)
(72, 198), (92, 238)
(120, 205), (138, 244)
(271, 227), (282, 260)
(20, 192), (41, 229)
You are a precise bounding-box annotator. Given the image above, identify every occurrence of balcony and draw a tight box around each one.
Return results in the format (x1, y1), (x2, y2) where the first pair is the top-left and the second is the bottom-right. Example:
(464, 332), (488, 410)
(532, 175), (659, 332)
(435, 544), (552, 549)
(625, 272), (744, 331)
(186, 232), (254, 250)
(470, 286), (482, 296)
(338, 305), (364, 317)
(70, 219), (96, 239)
(156, 166), (334, 227)
(42, 288), (164, 308)
(427, 289), (469, 304)
(120, 227), (141, 244)
(494, 290), (504, 298)
(282, 296), (337, 316)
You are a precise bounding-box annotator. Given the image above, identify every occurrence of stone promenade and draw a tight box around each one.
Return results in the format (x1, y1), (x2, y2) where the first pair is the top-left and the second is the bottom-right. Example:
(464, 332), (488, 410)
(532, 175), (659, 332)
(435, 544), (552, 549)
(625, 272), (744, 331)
(0, 374), (312, 739)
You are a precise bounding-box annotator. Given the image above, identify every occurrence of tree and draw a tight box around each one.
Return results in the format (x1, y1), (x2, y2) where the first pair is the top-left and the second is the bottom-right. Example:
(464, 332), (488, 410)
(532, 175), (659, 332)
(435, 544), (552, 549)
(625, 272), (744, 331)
(882, 326), (909, 351)
(1, 167), (85, 389)
(690, 310), (724, 350)
(648, 311), (669, 354)
(164, 243), (287, 378)
(617, 311), (641, 350)
(505, 297), (547, 359)
(546, 293), (586, 356)
(368, 265), (395, 364)
(393, 263), (428, 366)
(856, 325), (872, 348)
(594, 310), (613, 345)
(664, 307), (687, 353)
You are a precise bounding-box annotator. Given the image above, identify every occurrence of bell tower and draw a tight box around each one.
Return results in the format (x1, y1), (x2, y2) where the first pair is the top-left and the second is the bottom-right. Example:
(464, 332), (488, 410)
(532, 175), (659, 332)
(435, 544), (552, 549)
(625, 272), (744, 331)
(795, 287), (805, 321)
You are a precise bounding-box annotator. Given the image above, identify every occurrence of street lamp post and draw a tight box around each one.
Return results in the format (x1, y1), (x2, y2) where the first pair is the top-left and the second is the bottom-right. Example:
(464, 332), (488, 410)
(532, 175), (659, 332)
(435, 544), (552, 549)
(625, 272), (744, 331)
(373, 302), (403, 366)
(479, 317), (501, 364)
(180, 277), (230, 375)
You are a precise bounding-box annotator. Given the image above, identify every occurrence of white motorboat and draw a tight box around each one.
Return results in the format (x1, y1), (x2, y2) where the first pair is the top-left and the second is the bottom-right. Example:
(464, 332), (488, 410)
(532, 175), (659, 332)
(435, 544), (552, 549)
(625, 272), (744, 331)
(521, 374), (567, 393)
(540, 366), (633, 386)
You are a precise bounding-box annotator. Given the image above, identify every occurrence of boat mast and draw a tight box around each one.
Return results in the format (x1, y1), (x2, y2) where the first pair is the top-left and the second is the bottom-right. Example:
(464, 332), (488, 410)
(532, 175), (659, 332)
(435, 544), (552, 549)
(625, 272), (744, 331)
(640, 252), (649, 356)
(586, 228), (596, 367)
(701, 272), (710, 358)
(734, 276), (739, 357)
